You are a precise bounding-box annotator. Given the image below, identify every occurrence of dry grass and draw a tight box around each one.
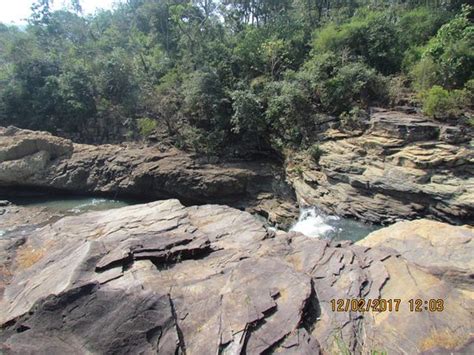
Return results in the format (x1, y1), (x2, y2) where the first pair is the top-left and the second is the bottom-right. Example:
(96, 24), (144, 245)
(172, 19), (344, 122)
(419, 329), (469, 352)
(15, 244), (46, 269)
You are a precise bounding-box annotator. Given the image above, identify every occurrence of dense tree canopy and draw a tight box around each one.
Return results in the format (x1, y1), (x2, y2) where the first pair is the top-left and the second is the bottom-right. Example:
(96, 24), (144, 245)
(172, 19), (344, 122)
(0, 0), (472, 154)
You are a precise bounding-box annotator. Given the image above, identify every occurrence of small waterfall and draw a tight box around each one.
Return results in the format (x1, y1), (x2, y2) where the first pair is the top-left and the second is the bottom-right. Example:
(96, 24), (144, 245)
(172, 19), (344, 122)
(290, 207), (339, 238)
(290, 207), (380, 241)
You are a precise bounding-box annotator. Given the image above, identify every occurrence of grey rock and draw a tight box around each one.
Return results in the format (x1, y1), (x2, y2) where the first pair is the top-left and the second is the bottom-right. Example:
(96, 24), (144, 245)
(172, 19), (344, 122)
(0, 201), (472, 354)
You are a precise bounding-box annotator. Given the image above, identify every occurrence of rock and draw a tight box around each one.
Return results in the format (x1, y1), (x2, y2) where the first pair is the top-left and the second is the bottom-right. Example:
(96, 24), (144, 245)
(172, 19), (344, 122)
(0, 202), (472, 354)
(0, 200), (10, 207)
(288, 110), (474, 224)
(358, 219), (474, 288)
(0, 126), (296, 226)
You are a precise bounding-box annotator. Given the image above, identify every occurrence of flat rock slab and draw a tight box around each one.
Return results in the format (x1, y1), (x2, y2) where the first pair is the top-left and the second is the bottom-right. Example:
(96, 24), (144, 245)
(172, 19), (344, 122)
(0, 201), (473, 354)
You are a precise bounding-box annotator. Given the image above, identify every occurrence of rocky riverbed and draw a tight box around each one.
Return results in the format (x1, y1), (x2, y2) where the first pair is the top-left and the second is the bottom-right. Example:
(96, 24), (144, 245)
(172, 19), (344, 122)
(0, 200), (472, 354)
(0, 110), (473, 354)
(0, 125), (298, 229)
(1, 108), (473, 227)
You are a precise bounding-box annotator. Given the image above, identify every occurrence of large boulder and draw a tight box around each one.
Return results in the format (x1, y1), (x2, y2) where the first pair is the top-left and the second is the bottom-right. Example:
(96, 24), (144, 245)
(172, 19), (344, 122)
(288, 109), (474, 224)
(0, 202), (472, 354)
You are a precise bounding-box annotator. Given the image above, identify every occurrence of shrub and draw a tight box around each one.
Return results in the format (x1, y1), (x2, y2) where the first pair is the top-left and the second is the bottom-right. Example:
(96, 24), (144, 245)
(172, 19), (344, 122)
(314, 60), (388, 114)
(411, 57), (440, 91)
(387, 76), (410, 106)
(312, 12), (402, 74)
(137, 117), (157, 138)
(230, 88), (264, 134)
(421, 85), (467, 119)
(180, 125), (225, 155)
(339, 107), (369, 131)
(308, 144), (323, 164)
(181, 70), (230, 130)
(415, 5), (474, 89)
(264, 78), (312, 146)
(397, 7), (449, 48)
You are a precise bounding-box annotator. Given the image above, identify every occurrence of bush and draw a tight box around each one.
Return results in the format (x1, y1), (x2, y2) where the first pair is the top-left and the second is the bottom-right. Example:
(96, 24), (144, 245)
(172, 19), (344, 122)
(308, 144), (323, 164)
(180, 125), (225, 155)
(137, 117), (157, 138)
(263, 78), (312, 146)
(421, 85), (467, 119)
(411, 57), (440, 91)
(414, 5), (474, 89)
(339, 107), (369, 131)
(181, 70), (230, 130)
(319, 62), (387, 113)
(397, 7), (449, 48)
(387, 76), (410, 106)
(312, 11), (402, 74)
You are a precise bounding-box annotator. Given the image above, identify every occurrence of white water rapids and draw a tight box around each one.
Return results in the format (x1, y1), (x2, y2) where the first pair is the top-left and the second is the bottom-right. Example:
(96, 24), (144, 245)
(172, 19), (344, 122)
(290, 207), (379, 242)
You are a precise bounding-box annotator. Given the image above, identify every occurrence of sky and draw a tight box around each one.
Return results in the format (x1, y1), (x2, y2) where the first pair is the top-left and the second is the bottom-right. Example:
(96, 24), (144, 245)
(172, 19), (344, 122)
(0, 0), (117, 25)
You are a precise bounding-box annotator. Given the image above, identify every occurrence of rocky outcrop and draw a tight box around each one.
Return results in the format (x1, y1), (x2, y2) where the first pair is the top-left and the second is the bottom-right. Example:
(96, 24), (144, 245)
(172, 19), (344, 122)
(0, 201), (472, 354)
(0, 126), (296, 228)
(358, 219), (474, 289)
(288, 109), (473, 224)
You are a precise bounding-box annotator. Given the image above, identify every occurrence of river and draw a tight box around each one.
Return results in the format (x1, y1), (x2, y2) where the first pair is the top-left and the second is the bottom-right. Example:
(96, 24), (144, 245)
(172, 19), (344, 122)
(2, 196), (379, 242)
(290, 207), (380, 242)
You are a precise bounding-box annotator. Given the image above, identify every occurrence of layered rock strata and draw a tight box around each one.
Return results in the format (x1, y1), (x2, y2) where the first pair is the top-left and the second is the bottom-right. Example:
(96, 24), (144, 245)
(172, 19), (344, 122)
(288, 109), (473, 224)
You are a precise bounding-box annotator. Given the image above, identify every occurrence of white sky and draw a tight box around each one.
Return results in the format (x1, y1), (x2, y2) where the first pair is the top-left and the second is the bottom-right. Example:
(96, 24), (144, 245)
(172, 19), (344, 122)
(0, 0), (118, 25)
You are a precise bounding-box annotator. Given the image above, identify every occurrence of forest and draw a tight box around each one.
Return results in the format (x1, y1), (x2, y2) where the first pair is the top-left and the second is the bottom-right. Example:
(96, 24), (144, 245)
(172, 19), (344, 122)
(0, 0), (472, 156)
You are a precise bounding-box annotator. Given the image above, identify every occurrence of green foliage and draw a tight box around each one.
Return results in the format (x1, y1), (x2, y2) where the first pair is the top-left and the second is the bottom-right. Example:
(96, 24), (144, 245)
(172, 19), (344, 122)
(339, 106), (369, 131)
(181, 69), (230, 136)
(421, 85), (467, 119)
(308, 144), (323, 164)
(313, 11), (402, 74)
(137, 117), (157, 138)
(414, 5), (473, 89)
(398, 7), (449, 48)
(264, 77), (313, 145)
(0, 0), (472, 154)
(302, 52), (388, 114)
(230, 88), (264, 135)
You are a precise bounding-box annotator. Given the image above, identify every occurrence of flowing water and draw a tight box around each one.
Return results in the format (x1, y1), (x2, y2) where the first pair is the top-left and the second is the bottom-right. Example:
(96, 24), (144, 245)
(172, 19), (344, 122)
(290, 207), (381, 242)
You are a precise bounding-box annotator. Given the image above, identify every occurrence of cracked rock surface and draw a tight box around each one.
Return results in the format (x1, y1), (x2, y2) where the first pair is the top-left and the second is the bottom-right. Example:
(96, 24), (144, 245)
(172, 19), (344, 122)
(1, 200), (473, 354)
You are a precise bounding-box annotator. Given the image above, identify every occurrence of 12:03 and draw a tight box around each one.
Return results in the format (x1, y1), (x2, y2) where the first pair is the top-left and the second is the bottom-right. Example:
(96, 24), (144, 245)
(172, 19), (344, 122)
(408, 299), (444, 312)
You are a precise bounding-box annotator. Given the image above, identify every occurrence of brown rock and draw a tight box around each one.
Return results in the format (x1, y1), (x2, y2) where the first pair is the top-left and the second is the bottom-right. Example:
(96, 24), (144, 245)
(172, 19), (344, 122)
(0, 126), (297, 226)
(288, 110), (473, 224)
(0, 202), (472, 354)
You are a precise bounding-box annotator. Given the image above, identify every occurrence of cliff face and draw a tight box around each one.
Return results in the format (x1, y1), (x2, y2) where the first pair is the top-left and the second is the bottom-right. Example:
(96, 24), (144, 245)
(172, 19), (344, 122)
(0, 126), (297, 228)
(0, 201), (472, 354)
(287, 109), (473, 224)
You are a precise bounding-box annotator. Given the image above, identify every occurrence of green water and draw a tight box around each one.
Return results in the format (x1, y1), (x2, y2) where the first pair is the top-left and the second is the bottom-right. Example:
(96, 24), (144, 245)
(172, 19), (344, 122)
(2, 196), (380, 242)
(8, 196), (135, 214)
